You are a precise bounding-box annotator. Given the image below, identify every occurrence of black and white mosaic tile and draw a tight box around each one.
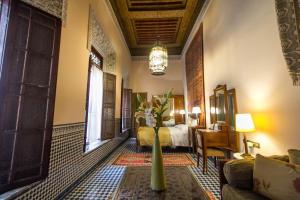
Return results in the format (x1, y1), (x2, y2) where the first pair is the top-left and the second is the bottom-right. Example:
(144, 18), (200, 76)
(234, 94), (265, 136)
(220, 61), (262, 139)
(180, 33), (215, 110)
(63, 139), (221, 200)
(13, 122), (128, 200)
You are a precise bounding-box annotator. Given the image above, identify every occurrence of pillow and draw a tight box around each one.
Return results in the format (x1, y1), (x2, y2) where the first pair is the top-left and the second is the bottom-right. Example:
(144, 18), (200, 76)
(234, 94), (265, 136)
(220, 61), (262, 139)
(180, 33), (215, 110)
(223, 159), (254, 190)
(187, 117), (197, 126)
(174, 124), (186, 129)
(253, 154), (300, 200)
(269, 155), (289, 163)
(288, 149), (300, 165)
(174, 124), (188, 133)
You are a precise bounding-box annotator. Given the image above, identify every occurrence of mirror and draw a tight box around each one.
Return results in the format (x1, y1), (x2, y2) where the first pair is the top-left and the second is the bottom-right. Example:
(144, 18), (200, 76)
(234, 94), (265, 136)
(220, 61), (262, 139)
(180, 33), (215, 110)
(214, 85), (228, 123)
(227, 89), (238, 130)
(209, 95), (216, 124)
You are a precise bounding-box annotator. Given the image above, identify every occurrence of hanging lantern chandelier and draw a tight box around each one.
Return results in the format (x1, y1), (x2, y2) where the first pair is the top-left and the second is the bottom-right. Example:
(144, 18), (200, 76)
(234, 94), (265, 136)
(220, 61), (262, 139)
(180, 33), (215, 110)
(149, 41), (168, 76)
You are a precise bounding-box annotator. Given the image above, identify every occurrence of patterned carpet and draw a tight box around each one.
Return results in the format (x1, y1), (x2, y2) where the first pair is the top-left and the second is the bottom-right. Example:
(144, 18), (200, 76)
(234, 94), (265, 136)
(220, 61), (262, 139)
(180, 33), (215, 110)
(62, 139), (221, 200)
(112, 153), (195, 166)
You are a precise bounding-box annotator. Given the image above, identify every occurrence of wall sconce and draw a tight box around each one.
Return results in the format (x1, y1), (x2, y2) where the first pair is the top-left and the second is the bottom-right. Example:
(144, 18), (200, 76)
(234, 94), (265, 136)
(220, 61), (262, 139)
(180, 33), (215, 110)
(170, 110), (174, 117)
(192, 106), (201, 125)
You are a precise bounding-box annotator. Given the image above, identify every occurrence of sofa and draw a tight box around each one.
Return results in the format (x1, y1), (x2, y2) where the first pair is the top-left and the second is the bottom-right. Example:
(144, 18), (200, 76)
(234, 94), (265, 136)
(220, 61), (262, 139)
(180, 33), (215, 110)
(219, 152), (300, 200)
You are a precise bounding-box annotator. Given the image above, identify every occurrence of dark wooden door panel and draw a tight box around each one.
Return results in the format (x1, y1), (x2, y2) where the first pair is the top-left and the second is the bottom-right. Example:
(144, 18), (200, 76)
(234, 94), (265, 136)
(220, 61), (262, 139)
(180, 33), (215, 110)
(101, 73), (116, 140)
(0, 0), (61, 193)
(122, 89), (132, 130)
(131, 92), (147, 137)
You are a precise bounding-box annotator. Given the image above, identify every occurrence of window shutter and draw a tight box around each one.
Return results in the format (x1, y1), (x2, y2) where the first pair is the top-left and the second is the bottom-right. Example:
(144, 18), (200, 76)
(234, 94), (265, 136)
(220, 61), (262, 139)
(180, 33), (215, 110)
(101, 73), (116, 140)
(0, 0), (61, 193)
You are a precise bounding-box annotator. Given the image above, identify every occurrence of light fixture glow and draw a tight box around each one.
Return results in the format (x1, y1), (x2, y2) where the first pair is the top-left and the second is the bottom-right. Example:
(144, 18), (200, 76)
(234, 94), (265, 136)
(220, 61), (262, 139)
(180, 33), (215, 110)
(179, 109), (186, 115)
(192, 106), (201, 114)
(149, 42), (168, 75)
(236, 113), (256, 132)
(170, 110), (174, 117)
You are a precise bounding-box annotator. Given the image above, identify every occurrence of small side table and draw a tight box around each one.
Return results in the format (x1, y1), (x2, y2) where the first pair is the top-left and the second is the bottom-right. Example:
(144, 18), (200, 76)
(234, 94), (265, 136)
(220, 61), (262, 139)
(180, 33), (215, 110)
(233, 152), (255, 160)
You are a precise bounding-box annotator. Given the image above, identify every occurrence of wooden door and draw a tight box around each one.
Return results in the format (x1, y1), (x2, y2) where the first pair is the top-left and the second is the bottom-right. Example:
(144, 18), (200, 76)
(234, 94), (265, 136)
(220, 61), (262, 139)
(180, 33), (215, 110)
(0, 0), (61, 193)
(174, 95), (185, 124)
(131, 92), (147, 137)
(122, 89), (132, 130)
(101, 73), (116, 140)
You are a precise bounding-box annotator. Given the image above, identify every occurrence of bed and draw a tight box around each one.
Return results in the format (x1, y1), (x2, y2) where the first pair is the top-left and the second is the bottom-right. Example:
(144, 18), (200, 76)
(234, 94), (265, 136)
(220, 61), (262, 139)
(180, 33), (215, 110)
(136, 124), (191, 151)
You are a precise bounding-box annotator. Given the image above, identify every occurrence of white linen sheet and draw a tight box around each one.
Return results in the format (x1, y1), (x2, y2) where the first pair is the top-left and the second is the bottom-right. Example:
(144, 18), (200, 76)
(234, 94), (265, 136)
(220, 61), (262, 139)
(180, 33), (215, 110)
(167, 125), (190, 147)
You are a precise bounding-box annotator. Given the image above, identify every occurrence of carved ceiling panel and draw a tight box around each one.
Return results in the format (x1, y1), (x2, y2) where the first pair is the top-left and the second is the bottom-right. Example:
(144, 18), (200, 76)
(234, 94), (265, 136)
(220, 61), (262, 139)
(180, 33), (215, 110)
(109, 0), (205, 56)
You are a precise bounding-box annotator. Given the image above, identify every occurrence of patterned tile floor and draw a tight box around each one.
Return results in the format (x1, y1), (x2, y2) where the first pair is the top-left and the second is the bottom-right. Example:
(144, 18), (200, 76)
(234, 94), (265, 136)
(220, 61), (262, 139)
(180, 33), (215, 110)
(63, 139), (221, 200)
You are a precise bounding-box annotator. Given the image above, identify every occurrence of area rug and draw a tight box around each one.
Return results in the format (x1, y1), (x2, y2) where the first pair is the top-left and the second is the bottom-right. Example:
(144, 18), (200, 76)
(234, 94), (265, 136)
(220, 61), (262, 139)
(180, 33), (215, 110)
(112, 153), (195, 166)
(111, 166), (215, 200)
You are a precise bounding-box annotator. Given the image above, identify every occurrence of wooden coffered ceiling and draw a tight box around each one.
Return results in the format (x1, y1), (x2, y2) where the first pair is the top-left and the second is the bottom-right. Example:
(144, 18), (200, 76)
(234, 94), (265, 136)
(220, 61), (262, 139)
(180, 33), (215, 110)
(109, 0), (206, 56)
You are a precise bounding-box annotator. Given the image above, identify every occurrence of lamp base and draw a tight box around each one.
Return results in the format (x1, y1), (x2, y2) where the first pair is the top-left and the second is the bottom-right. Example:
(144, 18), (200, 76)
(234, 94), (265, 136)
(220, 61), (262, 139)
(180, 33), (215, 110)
(240, 153), (254, 159)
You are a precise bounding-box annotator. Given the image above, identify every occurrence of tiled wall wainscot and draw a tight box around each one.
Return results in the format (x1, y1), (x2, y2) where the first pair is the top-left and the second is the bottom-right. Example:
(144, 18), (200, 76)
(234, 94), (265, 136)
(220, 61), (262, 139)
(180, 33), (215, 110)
(14, 122), (128, 199)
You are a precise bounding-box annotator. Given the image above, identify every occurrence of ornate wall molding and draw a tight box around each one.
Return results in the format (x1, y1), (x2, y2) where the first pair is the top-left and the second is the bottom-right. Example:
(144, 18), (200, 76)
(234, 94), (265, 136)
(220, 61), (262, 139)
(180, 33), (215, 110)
(275, 0), (300, 86)
(87, 7), (116, 73)
(20, 0), (68, 25)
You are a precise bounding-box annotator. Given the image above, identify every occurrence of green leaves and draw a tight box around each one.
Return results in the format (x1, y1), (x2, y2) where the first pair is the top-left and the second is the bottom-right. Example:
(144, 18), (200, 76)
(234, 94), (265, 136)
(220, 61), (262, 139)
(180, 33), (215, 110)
(137, 93), (143, 104)
(134, 90), (173, 129)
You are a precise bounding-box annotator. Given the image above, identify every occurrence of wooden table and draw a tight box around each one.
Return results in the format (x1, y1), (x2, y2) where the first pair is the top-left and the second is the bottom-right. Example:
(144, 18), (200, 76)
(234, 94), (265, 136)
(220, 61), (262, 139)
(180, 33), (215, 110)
(190, 127), (233, 154)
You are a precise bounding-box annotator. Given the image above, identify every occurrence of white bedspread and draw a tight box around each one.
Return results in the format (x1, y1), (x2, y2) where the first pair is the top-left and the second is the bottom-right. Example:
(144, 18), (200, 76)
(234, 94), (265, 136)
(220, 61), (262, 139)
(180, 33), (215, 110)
(167, 125), (190, 147)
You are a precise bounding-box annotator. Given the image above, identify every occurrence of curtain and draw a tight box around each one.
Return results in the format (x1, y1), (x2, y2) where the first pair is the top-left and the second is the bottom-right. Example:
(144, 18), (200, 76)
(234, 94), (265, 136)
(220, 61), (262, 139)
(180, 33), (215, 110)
(275, 0), (300, 86)
(86, 64), (103, 144)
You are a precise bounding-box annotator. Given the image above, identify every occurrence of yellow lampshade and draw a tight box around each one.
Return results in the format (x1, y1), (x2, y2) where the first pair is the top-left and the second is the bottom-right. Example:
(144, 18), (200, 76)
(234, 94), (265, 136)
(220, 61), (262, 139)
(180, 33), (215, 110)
(236, 113), (256, 132)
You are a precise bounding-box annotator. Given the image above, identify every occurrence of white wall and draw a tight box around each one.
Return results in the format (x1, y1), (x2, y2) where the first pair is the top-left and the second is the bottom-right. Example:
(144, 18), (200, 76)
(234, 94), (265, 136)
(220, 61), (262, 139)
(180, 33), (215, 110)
(202, 0), (300, 155)
(131, 57), (185, 100)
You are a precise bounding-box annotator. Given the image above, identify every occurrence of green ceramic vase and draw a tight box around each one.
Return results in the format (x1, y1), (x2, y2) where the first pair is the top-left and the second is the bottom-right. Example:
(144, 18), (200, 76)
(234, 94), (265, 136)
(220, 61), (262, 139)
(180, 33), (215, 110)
(150, 130), (166, 191)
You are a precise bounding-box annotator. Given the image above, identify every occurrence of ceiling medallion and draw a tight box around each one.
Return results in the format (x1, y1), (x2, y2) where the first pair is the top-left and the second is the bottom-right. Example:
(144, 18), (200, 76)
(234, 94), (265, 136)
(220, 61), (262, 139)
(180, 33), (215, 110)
(149, 41), (168, 76)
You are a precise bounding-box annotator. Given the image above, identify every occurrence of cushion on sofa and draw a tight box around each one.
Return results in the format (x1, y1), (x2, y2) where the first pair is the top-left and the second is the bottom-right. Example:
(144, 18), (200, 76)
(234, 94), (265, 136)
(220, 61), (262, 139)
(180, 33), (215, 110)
(222, 184), (269, 200)
(288, 149), (300, 165)
(253, 154), (300, 200)
(223, 159), (254, 190)
(269, 155), (289, 162)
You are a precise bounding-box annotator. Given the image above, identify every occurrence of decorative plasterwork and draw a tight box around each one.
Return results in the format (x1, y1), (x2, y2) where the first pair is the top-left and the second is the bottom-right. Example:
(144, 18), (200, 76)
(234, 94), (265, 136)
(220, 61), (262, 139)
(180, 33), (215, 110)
(275, 0), (300, 86)
(20, 0), (68, 25)
(87, 7), (116, 73)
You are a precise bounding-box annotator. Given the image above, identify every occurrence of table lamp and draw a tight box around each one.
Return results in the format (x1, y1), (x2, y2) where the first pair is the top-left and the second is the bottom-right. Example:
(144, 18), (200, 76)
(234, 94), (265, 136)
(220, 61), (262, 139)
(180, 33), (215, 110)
(192, 106), (201, 125)
(235, 113), (256, 157)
